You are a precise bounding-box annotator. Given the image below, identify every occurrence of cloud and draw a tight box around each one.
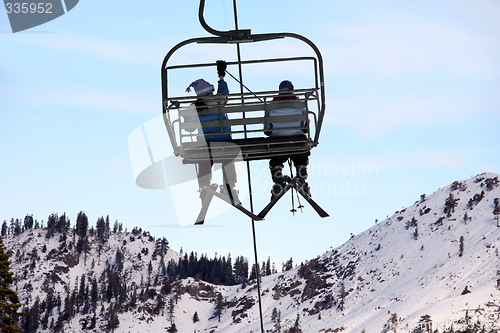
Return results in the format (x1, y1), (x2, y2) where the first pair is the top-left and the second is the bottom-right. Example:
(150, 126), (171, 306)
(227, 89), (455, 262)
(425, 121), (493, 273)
(324, 91), (459, 139)
(109, 158), (133, 176)
(54, 90), (158, 115)
(319, 8), (500, 78)
(33, 115), (82, 134)
(430, 156), (466, 167)
(19, 33), (169, 65)
(4, 88), (158, 115)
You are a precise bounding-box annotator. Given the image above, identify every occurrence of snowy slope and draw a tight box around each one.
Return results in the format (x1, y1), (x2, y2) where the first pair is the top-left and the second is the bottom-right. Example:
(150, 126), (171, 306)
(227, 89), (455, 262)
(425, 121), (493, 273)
(172, 173), (500, 333)
(5, 227), (182, 332)
(5, 173), (500, 333)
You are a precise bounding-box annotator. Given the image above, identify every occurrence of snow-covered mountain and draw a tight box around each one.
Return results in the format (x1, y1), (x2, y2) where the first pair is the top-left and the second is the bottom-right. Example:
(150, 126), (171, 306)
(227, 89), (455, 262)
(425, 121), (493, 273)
(5, 173), (500, 333)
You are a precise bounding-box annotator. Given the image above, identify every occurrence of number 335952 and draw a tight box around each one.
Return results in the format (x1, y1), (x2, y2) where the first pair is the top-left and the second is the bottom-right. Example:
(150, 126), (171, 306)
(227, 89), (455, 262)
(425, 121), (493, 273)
(5, 3), (53, 14)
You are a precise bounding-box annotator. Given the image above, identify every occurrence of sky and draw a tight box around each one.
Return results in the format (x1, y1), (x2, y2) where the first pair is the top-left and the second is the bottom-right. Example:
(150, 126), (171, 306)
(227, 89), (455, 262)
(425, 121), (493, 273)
(1, 0), (499, 268)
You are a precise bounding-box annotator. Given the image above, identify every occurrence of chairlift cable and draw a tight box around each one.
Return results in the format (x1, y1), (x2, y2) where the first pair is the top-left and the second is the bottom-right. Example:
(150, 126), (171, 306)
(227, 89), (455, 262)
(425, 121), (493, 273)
(232, 0), (265, 331)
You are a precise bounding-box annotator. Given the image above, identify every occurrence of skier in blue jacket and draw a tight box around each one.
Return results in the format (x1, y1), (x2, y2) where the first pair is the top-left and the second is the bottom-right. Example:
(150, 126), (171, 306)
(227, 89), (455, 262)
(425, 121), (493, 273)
(184, 61), (239, 204)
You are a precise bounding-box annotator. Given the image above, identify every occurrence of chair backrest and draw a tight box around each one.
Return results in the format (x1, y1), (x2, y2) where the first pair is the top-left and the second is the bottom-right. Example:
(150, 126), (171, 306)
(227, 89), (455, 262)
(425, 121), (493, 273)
(178, 99), (309, 142)
(266, 100), (307, 137)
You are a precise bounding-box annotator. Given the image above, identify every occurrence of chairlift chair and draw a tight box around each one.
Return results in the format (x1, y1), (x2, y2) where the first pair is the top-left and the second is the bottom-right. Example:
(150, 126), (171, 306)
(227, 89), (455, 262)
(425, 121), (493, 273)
(161, 0), (328, 221)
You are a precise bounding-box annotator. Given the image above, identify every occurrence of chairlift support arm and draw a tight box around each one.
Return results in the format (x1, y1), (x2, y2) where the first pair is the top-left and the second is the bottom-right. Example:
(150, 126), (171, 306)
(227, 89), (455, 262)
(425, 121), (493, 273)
(161, 32), (326, 141)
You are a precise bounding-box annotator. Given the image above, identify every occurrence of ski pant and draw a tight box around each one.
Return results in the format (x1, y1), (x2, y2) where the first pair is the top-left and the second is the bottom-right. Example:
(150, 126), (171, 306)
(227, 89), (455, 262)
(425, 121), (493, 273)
(196, 160), (237, 190)
(269, 152), (310, 182)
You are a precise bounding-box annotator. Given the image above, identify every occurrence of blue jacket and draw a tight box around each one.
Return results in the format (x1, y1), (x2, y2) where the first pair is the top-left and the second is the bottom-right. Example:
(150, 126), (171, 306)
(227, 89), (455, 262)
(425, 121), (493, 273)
(185, 80), (231, 141)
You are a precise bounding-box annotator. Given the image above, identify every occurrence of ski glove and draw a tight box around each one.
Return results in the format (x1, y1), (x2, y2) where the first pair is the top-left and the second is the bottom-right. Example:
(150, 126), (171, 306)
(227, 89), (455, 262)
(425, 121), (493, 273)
(216, 60), (227, 77)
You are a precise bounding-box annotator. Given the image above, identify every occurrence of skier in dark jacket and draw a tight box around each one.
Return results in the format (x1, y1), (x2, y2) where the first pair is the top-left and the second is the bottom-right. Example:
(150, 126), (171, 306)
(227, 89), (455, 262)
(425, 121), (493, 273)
(266, 80), (310, 198)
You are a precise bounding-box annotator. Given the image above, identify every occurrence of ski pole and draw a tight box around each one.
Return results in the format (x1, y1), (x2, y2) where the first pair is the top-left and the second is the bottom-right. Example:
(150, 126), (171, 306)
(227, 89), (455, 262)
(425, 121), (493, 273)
(225, 70), (264, 103)
(288, 159), (304, 214)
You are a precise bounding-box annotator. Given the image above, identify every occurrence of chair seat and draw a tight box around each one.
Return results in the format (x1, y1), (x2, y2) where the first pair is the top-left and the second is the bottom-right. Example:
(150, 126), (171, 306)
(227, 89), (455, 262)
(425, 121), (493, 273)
(180, 135), (312, 164)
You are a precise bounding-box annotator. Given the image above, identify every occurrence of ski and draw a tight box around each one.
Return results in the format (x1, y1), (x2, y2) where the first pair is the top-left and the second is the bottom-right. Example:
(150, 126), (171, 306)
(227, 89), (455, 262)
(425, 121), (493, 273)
(257, 182), (295, 219)
(195, 189), (215, 225)
(257, 178), (329, 218)
(296, 186), (329, 218)
(202, 185), (264, 221)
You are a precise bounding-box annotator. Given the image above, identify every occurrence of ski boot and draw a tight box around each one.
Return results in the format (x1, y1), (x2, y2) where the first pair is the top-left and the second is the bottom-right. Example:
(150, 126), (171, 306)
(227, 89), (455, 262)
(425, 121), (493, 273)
(296, 178), (311, 197)
(295, 164), (311, 197)
(220, 184), (241, 206)
(199, 184), (218, 205)
(270, 165), (292, 199)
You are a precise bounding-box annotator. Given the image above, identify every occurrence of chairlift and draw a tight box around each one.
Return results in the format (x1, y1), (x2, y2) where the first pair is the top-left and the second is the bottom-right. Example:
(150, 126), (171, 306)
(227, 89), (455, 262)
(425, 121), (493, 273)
(161, 0), (328, 221)
(161, 2), (329, 331)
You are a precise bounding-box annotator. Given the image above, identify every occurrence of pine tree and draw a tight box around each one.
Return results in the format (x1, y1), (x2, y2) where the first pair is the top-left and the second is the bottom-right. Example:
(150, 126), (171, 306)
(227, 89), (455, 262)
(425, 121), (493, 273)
(167, 322), (178, 333)
(414, 315), (432, 333)
(192, 311), (199, 323)
(75, 211), (88, 239)
(0, 235), (22, 332)
(288, 313), (302, 333)
(154, 237), (169, 258)
(167, 297), (175, 324)
(129, 286), (137, 308)
(43, 293), (54, 328)
(233, 256), (248, 283)
(271, 307), (278, 323)
(90, 277), (98, 308)
(249, 263), (258, 281)
(274, 309), (282, 333)
(114, 249), (124, 272)
(107, 303), (119, 331)
(459, 236), (464, 257)
(82, 237), (90, 266)
(96, 216), (106, 240)
(45, 214), (57, 238)
(213, 292), (224, 322)
(339, 282), (348, 311)
(147, 260), (153, 286)
(493, 198), (500, 227)
(23, 214), (34, 231)
(282, 257), (293, 271)
(88, 312), (96, 330)
(13, 219), (21, 235)
(105, 215), (110, 232)
(1, 221), (7, 237)
(274, 310), (281, 333)
(22, 297), (39, 332)
(113, 220), (119, 233)
(78, 274), (86, 308)
(444, 192), (458, 216)
(385, 312), (398, 332)
(223, 253), (233, 284)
